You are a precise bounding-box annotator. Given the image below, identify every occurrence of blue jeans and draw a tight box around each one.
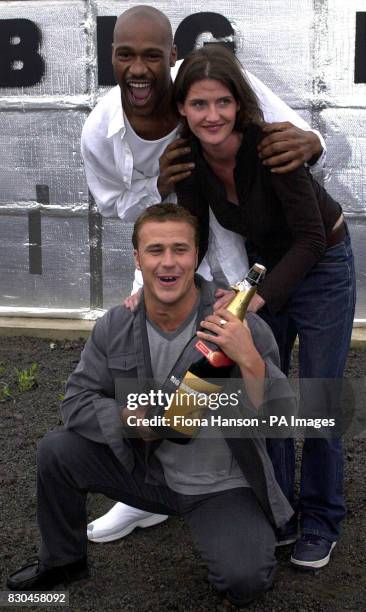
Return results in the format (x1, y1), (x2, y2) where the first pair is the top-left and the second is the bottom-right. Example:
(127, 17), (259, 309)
(258, 231), (356, 541)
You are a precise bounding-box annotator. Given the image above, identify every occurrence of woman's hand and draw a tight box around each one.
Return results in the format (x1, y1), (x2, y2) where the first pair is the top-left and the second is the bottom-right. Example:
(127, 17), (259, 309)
(247, 293), (266, 313)
(213, 288), (265, 313)
(123, 288), (142, 311)
(213, 288), (235, 312)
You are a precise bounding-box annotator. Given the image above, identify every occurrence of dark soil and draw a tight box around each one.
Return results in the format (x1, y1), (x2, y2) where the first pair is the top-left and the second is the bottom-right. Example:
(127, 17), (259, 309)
(0, 336), (365, 611)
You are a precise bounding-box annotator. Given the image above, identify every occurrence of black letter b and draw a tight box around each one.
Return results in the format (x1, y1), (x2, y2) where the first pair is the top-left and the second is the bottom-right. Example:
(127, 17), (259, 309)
(0, 19), (45, 87)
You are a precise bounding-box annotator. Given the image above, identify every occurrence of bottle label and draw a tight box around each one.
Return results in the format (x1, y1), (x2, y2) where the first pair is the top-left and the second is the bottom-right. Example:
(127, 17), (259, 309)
(195, 340), (210, 358)
(163, 371), (223, 436)
(234, 279), (252, 292)
(183, 370), (223, 394)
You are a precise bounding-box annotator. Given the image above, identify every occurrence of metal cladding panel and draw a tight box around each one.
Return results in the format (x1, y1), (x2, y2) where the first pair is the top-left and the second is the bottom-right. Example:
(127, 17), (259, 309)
(0, 213), (90, 309)
(325, 0), (366, 107)
(347, 219), (366, 321)
(0, 1), (88, 97)
(0, 110), (89, 208)
(321, 109), (366, 216)
(102, 219), (135, 309)
(0, 2), (365, 319)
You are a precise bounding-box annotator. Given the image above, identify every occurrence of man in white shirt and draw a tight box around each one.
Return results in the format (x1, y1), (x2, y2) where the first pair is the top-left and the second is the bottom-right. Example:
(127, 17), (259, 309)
(82, 5), (326, 543)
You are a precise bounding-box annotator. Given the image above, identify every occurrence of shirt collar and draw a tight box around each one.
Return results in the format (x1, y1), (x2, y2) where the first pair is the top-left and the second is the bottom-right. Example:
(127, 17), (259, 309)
(107, 86), (126, 139)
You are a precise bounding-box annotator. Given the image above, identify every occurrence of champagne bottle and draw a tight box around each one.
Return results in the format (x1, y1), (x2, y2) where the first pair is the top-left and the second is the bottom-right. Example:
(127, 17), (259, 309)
(150, 264), (266, 439)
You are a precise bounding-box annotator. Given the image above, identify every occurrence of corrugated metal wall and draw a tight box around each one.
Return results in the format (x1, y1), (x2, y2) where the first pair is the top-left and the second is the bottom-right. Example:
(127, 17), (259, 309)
(1, 1), (365, 320)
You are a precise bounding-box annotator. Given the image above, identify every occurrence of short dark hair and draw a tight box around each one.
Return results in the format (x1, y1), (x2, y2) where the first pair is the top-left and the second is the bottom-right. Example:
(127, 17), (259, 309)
(132, 204), (199, 249)
(173, 45), (263, 138)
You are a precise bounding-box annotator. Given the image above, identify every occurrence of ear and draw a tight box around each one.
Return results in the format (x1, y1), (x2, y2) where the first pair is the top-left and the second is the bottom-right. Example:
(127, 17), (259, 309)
(170, 44), (177, 67)
(177, 102), (185, 117)
(133, 249), (141, 271)
(111, 43), (115, 63)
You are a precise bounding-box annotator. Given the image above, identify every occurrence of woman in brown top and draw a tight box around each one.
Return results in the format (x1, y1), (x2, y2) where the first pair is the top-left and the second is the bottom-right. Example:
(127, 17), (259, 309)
(173, 45), (356, 570)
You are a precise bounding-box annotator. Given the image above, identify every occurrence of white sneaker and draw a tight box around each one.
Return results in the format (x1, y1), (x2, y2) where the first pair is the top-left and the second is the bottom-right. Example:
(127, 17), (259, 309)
(87, 502), (169, 543)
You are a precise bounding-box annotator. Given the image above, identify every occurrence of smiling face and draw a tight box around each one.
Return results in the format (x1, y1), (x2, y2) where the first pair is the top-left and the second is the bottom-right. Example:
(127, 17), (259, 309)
(112, 15), (177, 119)
(178, 79), (240, 148)
(134, 220), (198, 311)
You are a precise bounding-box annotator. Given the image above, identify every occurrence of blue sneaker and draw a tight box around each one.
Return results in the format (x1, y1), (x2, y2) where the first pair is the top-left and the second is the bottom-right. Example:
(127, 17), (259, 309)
(291, 535), (336, 569)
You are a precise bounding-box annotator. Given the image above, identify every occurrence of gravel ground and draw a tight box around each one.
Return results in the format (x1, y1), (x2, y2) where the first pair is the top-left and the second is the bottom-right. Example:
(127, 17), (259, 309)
(0, 335), (365, 612)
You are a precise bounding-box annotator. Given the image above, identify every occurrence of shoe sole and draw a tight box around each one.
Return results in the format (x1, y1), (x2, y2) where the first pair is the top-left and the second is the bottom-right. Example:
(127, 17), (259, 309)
(7, 568), (89, 591)
(275, 536), (297, 547)
(290, 542), (336, 569)
(87, 515), (169, 543)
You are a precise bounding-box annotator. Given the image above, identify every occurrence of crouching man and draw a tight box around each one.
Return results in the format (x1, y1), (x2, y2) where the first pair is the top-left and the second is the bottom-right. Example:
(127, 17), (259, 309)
(7, 204), (294, 608)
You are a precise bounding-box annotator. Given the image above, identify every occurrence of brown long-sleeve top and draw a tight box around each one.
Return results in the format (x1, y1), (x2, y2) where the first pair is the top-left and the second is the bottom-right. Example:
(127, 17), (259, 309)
(176, 123), (342, 314)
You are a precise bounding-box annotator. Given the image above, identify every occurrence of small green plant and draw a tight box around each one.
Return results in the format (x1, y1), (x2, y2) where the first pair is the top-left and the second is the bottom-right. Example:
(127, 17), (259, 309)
(0, 362), (6, 376)
(15, 362), (38, 392)
(0, 382), (12, 402)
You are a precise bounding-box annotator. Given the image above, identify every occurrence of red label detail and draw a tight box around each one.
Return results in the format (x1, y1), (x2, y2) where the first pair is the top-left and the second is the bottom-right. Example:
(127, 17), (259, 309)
(195, 341), (234, 368)
(195, 340), (210, 358)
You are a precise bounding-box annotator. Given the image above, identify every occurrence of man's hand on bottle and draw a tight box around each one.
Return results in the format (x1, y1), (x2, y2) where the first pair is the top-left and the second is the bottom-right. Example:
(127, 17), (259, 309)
(258, 121), (323, 173)
(121, 405), (159, 441)
(197, 309), (261, 371)
(197, 309), (265, 408)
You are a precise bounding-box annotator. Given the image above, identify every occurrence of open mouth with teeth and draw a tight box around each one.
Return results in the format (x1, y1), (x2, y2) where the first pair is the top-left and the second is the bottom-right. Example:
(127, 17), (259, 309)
(157, 275), (179, 286)
(126, 81), (153, 106)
